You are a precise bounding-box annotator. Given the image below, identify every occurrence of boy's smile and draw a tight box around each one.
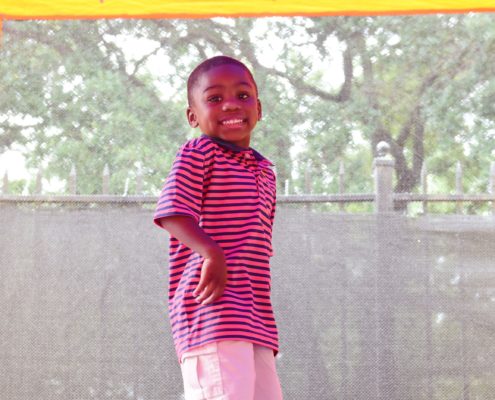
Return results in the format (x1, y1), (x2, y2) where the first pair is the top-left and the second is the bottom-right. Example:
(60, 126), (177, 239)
(186, 64), (262, 148)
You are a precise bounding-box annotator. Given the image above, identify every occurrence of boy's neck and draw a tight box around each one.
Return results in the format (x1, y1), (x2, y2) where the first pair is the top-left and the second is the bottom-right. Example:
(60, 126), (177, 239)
(201, 133), (272, 165)
(201, 133), (250, 151)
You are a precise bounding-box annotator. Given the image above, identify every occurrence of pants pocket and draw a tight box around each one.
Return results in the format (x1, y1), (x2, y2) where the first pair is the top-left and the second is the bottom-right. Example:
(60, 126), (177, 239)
(181, 343), (224, 400)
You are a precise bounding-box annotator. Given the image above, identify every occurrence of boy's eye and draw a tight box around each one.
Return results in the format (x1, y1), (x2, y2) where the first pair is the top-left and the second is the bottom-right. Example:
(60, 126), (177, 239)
(207, 95), (222, 103)
(238, 93), (249, 100)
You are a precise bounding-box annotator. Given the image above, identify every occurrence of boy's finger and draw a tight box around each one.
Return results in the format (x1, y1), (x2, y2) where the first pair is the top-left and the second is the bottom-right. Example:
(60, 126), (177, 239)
(197, 281), (224, 304)
(192, 282), (203, 297)
(193, 261), (213, 296)
(195, 285), (213, 303)
(201, 288), (222, 305)
(193, 275), (210, 297)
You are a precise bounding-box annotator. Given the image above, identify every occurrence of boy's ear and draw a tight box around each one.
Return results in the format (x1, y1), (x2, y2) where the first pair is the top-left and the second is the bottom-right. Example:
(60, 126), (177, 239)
(257, 99), (262, 121)
(186, 106), (199, 128)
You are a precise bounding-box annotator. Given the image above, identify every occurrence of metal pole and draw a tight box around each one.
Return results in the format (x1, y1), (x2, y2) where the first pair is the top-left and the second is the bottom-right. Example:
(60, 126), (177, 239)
(2, 171), (8, 194)
(421, 162), (428, 215)
(69, 165), (77, 195)
(456, 161), (463, 214)
(339, 160), (345, 212)
(102, 164), (110, 195)
(490, 161), (495, 216)
(35, 169), (43, 195)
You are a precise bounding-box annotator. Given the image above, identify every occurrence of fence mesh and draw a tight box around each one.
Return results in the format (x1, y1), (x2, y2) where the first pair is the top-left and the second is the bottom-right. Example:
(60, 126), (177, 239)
(1, 201), (494, 399)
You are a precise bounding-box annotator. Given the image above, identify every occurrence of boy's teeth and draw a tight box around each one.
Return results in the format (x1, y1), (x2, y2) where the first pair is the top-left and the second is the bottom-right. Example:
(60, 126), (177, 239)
(222, 119), (243, 125)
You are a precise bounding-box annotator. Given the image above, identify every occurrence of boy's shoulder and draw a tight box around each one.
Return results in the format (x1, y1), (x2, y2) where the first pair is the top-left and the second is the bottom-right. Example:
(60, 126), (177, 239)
(179, 135), (213, 154)
(175, 136), (219, 165)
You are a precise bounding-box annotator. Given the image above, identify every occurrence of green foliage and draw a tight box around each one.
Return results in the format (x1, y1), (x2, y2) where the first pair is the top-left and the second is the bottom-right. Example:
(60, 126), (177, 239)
(1, 15), (494, 213)
(3, 178), (26, 195)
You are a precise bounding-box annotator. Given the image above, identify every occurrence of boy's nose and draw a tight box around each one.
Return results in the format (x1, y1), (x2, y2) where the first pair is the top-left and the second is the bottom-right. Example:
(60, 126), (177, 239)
(222, 99), (241, 111)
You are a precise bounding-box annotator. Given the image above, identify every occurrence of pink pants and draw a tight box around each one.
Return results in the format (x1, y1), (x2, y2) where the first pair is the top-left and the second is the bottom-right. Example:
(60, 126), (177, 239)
(179, 340), (284, 400)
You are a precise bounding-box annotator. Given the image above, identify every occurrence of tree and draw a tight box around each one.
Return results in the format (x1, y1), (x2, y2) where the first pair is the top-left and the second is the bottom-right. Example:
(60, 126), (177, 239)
(1, 15), (495, 210)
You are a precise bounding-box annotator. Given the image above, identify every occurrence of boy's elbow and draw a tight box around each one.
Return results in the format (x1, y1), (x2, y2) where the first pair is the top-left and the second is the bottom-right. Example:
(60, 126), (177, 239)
(156, 217), (166, 229)
(156, 215), (195, 230)
(157, 216), (175, 230)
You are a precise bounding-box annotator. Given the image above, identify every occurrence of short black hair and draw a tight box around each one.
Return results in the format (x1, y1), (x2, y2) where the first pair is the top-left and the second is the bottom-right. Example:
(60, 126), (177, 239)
(187, 55), (257, 106)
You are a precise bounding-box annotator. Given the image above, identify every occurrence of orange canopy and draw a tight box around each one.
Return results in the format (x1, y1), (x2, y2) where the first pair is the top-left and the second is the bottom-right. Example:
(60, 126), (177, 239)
(1, 0), (495, 20)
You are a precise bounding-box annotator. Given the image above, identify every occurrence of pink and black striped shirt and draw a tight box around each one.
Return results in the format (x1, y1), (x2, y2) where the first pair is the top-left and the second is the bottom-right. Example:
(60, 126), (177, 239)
(153, 134), (278, 361)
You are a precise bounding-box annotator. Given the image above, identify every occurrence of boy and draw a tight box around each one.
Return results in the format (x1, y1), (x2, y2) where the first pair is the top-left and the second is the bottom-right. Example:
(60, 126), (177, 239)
(153, 56), (283, 400)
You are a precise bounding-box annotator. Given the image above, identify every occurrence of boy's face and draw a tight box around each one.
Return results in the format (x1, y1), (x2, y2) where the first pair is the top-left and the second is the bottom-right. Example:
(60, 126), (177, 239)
(186, 64), (262, 148)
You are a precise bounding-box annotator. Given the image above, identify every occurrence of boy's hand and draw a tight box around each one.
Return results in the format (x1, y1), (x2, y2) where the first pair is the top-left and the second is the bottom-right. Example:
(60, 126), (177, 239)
(156, 215), (227, 305)
(193, 250), (227, 305)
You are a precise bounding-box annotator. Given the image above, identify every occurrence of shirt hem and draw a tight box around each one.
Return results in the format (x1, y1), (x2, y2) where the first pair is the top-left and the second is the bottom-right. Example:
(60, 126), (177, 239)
(177, 337), (279, 364)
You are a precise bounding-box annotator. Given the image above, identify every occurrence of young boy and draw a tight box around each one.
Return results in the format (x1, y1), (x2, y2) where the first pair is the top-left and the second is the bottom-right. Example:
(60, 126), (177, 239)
(153, 56), (283, 400)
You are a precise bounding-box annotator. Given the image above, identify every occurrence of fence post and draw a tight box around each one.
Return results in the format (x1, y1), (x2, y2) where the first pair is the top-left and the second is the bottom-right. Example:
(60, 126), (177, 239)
(456, 161), (463, 214)
(304, 161), (312, 211)
(490, 161), (495, 216)
(35, 169), (43, 195)
(373, 141), (399, 397)
(421, 162), (428, 215)
(2, 171), (8, 194)
(136, 167), (143, 195)
(304, 160), (312, 194)
(284, 179), (290, 195)
(339, 160), (345, 212)
(69, 165), (77, 194)
(373, 141), (395, 213)
(102, 164), (110, 194)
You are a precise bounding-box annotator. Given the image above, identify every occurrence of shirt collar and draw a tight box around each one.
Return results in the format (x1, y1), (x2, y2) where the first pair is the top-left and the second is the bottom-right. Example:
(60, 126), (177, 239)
(201, 133), (273, 166)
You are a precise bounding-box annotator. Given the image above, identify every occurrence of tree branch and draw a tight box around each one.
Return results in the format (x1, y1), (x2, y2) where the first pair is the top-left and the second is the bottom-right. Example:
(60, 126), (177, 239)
(336, 41), (353, 102)
(129, 43), (162, 77)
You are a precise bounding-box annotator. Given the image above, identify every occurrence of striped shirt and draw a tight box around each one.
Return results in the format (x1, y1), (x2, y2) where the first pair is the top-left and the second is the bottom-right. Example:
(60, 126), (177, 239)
(153, 133), (278, 361)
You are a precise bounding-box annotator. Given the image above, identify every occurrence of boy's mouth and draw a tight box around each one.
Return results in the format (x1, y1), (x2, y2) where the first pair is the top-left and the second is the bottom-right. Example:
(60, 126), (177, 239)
(220, 118), (246, 126)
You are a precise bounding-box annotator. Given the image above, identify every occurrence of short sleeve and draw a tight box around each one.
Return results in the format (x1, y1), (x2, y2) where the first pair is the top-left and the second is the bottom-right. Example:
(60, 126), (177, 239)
(270, 196), (276, 228)
(268, 171), (277, 257)
(153, 144), (205, 228)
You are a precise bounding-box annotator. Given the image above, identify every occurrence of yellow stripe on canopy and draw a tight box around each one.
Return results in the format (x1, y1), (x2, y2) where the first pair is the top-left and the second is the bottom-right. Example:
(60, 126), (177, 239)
(1, 0), (495, 20)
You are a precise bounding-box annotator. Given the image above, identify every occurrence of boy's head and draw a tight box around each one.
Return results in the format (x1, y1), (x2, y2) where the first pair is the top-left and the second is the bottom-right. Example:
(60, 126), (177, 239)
(186, 55), (262, 148)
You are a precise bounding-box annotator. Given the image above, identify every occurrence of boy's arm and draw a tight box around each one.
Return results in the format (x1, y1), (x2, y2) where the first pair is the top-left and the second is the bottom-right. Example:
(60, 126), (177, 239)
(157, 215), (227, 306)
